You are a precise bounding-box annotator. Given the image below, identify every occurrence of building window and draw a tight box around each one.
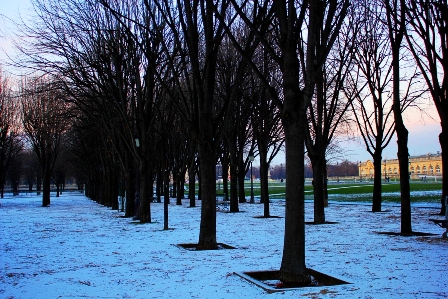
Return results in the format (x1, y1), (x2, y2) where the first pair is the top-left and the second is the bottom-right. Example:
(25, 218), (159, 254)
(436, 165), (441, 174)
(393, 168), (398, 174)
(429, 165), (434, 174)
(410, 166), (414, 174)
(417, 166), (421, 174)
(423, 166), (427, 174)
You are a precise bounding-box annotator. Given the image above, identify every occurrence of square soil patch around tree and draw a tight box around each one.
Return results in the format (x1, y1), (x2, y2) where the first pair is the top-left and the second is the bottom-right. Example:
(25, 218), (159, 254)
(375, 231), (438, 237)
(176, 243), (237, 251)
(234, 269), (350, 293)
(305, 221), (338, 225)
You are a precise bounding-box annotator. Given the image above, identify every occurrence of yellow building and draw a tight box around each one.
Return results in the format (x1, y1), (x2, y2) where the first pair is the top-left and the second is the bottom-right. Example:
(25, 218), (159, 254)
(359, 152), (442, 180)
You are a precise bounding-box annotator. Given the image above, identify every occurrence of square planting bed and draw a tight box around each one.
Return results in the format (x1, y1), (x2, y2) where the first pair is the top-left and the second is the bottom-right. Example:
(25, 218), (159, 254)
(235, 269), (349, 293)
(176, 243), (237, 251)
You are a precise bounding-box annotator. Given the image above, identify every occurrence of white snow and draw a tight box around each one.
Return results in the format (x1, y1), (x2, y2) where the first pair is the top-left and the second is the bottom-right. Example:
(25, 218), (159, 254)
(1, 191), (447, 298)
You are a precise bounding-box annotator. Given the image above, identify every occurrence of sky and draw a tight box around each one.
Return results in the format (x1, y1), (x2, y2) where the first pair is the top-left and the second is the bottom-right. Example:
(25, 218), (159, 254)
(1, 0), (442, 167)
(0, 0), (32, 65)
(1, 191), (447, 298)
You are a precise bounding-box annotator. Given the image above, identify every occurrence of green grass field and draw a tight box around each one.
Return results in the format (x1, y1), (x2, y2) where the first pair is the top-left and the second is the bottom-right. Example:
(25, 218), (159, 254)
(235, 180), (443, 203)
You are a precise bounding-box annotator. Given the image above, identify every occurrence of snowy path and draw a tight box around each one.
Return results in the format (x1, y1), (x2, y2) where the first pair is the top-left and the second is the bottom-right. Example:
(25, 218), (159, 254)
(1, 192), (447, 298)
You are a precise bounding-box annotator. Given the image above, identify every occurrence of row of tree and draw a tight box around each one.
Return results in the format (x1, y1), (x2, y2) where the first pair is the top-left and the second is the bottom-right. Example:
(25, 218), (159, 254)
(2, 0), (447, 286)
(253, 160), (359, 180)
(0, 72), (78, 202)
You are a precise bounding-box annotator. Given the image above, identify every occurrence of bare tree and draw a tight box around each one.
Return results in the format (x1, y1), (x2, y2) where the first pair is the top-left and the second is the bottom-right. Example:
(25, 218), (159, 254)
(405, 0), (448, 215)
(0, 69), (23, 197)
(226, 0), (349, 285)
(305, 7), (358, 224)
(251, 45), (284, 217)
(344, 1), (396, 212)
(21, 77), (71, 206)
(384, 0), (413, 235)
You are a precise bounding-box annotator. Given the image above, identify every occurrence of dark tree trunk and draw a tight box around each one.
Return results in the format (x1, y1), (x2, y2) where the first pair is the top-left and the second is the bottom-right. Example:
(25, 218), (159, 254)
(278, 36), (310, 284)
(372, 152), (383, 212)
(42, 167), (51, 207)
(188, 164), (196, 207)
(323, 166), (328, 207)
(238, 159), (246, 204)
(229, 164), (239, 212)
(176, 174), (183, 205)
(156, 169), (162, 203)
(396, 126), (412, 235)
(139, 160), (153, 223)
(164, 169), (170, 230)
(386, 0), (412, 235)
(440, 131), (447, 215)
(124, 166), (136, 218)
(196, 140), (217, 250)
(222, 160), (229, 201)
(162, 168), (170, 230)
(259, 147), (270, 217)
(311, 157), (326, 224)
(279, 102), (310, 285)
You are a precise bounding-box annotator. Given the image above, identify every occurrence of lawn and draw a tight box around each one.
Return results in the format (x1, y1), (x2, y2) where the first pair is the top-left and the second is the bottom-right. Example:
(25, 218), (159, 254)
(238, 180), (443, 203)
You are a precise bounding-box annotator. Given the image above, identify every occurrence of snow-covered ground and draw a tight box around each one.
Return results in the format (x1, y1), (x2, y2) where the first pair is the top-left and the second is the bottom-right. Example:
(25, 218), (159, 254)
(1, 191), (447, 298)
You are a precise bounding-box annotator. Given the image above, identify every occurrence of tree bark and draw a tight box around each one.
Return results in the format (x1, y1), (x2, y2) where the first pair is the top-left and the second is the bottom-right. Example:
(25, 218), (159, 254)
(311, 158), (326, 224)
(385, 0), (412, 235)
(238, 158), (247, 204)
(229, 163), (239, 212)
(42, 165), (51, 207)
(138, 159), (153, 223)
(188, 164), (196, 207)
(196, 138), (217, 250)
(164, 168), (170, 230)
(372, 152), (383, 212)
(279, 97), (310, 285)
(258, 146), (270, 217)
(439, 131), (447, 215)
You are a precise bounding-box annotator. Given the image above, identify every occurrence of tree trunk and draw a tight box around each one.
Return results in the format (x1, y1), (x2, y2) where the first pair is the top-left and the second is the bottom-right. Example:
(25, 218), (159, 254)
(110, 168), (119, 210)
(278, 38), (310, 283)
(156, 169), (162, 203)
(439, 131), (447, 215)
(396, 125), (412, 235)
(238, 159), (246, 203)
(188, 164), (196, 207)
(196, 140), (217, 250)
(42, 166), (51, 207)
(389, 18), (412, 234)
(372, 153), (383, 212)
(229, 164), (239, 212)
(323, 166), (328, 207)
(164, 169), (170, 230)
(124, 166), (136, 218)
(259, 147), (270, 217)
(176, 173), (183, 205)
(279, 103), (310, 285)
(222, 160), (229, 201)
(139, 160), (152, 223)
(311, 158), (326, 224)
